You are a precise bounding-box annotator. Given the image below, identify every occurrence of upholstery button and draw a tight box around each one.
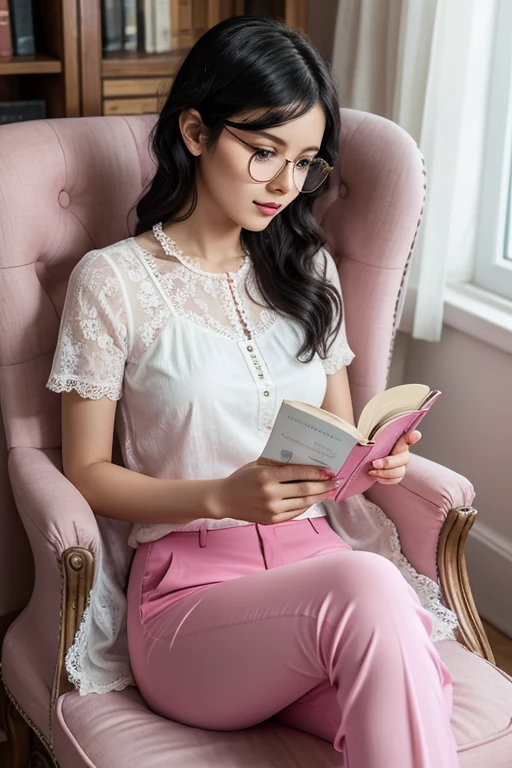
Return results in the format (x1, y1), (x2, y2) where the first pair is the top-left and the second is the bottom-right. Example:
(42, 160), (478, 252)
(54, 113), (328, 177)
(58, 190), (70, 208)
(263, 390), (270, 397)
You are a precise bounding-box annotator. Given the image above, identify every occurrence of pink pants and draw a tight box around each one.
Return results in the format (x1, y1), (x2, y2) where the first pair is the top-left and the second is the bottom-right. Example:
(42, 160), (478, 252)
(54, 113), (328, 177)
(127, 516), (459, 768)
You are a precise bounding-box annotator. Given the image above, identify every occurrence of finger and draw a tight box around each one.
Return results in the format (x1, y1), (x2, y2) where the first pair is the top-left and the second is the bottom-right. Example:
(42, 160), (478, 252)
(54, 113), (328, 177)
(369, 467), (405, 480)
(372, 451), (410, 471)
(278, 490), (337, 513)
(391, 431), (422, 456)
(279, 478), (340, 499)
(274, 464), (335, 484)
(374, 476), (404, 485)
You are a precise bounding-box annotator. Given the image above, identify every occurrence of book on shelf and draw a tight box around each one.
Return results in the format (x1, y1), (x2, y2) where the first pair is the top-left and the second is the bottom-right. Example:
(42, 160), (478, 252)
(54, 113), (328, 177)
(102, 0), (123, 52)
(0, 0), (12, 57)
(154, 0), (171, 52)
(122, 0), (138, 50)
(257, 384), (441, 502)
(8, 0), (35, 56)
(192, 0), (207, 42)
(173, 0), (193, 48)
(0, 99), (45, 124)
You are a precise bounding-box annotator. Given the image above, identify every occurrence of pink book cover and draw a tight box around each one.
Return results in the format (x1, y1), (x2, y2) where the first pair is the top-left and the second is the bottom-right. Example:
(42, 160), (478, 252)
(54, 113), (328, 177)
(324, 391), (442, 502)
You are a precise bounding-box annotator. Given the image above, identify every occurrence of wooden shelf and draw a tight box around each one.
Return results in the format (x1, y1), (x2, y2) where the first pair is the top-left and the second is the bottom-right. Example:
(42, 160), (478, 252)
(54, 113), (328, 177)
(0, 54), (62, 76)
(102, 50), (185, 78)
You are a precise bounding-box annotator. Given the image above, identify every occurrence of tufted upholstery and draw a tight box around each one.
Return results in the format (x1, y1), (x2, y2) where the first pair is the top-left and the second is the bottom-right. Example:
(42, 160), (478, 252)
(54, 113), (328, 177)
(1, 112), (511, 767)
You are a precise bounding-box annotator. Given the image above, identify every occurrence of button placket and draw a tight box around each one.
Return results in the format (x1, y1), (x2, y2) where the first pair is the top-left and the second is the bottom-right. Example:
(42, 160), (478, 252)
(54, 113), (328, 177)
(241, 341), (275, 432)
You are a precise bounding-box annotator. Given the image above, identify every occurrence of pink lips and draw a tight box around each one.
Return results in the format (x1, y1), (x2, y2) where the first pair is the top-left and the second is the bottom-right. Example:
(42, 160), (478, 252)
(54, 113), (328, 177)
(254, 201), (282, 216)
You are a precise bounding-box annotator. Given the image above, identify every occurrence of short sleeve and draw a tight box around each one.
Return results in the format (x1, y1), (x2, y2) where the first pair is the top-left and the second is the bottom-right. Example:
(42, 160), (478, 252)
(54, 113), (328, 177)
(46, 251), (128, 400)
(315, 248), (355, 375)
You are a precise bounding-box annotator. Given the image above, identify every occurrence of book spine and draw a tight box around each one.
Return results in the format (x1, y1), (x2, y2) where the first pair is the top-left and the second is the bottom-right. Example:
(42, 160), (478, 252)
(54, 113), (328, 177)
(191, 0), (207, 42)
(136, 0), (145, 50)
(170, 0), (179, 48)
(0, 99), (45, 125)
(9, 0), (34, 56)
(154, 0), (171, 52)
(102, 0), (123, 52)
(122, 0), (138, 50)
(143, 0), (155, 52)
(177, 0), (193, 48)
(0, 0), (12, 57)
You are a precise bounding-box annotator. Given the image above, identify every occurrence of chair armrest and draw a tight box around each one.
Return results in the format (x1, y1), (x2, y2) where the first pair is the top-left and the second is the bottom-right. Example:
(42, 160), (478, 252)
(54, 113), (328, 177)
(7, 447), (100, 555)
(1, 447), (99, 742)
(365, 452), (475, 582)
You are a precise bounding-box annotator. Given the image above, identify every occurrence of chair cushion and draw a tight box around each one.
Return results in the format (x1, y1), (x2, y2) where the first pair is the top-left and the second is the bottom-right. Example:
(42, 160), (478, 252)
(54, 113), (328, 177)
(54, 640), (512, 768)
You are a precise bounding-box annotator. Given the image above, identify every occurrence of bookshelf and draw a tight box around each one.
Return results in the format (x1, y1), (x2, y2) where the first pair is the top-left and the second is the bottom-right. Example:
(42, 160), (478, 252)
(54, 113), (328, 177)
(0, 0), (308, 120)
(80, 0), (309, 117)
(0, 0), (79, 118)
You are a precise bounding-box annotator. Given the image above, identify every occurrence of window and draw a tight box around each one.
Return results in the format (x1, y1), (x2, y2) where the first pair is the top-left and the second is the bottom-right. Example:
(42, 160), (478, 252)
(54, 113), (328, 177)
(473, 0), (512, 300)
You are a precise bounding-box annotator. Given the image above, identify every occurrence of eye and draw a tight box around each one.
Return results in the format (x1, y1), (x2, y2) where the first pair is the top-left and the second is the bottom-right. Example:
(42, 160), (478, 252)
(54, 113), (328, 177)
(295, 157), (313, 171)
(252, 148), (277, 162)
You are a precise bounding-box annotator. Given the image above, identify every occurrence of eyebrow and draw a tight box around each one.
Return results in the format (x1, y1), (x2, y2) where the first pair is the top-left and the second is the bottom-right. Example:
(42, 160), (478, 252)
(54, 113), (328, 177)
(249, 129), (320, 153)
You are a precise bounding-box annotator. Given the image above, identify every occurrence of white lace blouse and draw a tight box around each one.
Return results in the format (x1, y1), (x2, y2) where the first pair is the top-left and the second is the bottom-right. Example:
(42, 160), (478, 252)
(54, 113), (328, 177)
(46, 229), (458, 695)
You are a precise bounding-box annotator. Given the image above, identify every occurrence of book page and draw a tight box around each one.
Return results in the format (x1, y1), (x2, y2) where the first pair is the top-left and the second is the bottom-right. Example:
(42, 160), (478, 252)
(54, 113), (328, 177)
(357, 384), (431, 440)
(284, 400), (363, 441)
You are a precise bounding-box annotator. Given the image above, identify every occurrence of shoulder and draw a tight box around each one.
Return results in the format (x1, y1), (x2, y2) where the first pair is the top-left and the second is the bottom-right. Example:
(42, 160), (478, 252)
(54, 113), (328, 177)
(67, 238), (140, 292)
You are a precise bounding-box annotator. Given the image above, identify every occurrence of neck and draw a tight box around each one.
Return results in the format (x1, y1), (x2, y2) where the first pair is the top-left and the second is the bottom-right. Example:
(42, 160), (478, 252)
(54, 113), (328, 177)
(161, 177), (244, 268)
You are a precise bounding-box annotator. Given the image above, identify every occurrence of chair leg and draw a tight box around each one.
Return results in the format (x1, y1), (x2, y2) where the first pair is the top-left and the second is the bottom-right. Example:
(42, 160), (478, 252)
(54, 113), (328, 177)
(5, 699), (30, 768)
(438, 505), (496, 663)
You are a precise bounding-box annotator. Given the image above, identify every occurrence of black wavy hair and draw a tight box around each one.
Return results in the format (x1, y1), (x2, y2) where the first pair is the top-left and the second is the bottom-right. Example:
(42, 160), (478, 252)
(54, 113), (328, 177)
(134, 15), (342, 363)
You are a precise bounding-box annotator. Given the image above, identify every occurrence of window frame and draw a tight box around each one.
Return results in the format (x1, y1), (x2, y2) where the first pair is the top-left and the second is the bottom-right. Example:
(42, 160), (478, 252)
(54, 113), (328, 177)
(473, 0), (512, 299)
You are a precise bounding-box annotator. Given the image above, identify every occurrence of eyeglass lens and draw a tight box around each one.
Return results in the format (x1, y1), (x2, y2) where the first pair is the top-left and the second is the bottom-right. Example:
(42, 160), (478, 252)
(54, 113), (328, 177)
(249, 153), (329, 192)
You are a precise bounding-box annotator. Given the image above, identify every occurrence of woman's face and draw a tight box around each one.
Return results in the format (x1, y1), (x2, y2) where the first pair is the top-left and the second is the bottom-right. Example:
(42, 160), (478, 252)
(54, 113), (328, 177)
(187, 103), (327, 231)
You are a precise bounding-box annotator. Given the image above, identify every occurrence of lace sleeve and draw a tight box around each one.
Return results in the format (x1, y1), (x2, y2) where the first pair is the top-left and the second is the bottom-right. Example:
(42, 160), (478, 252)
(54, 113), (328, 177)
(46, 251), (128, 400)
(315, 248), (355, 375)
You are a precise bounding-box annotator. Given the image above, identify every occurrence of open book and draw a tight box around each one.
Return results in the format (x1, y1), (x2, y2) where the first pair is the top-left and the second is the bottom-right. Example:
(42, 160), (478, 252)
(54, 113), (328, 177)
(257, 384), (441, 502)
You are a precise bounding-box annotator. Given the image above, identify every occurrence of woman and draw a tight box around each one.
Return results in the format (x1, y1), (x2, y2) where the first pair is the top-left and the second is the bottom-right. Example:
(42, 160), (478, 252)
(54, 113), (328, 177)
(47, 15), (459, 768)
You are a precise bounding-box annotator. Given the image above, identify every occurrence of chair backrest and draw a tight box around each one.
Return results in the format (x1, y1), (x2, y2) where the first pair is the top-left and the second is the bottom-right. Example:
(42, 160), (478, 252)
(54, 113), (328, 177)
(0, 110), (425, 604)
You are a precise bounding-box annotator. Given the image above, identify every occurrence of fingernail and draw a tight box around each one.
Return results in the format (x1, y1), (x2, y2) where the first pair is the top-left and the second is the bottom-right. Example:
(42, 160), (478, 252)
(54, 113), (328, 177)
(373, 460), (384, 469)
(335, 479), (344, 487)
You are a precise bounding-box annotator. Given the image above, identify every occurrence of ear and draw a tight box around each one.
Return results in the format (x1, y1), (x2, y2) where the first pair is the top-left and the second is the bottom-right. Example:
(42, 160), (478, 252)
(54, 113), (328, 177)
(179, 108), (209, 156)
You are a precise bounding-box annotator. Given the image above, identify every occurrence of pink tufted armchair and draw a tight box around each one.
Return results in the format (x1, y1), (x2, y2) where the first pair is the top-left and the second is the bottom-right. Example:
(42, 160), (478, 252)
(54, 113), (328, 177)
(0, 112), (512, 768)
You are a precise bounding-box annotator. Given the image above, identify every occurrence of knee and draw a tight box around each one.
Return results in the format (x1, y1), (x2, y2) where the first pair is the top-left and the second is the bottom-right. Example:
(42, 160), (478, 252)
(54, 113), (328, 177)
(321, 551), (421, 614)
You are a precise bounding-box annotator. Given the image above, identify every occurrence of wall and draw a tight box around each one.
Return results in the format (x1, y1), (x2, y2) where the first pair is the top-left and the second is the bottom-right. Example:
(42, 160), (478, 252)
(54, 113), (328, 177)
(389, 327), (512, 637)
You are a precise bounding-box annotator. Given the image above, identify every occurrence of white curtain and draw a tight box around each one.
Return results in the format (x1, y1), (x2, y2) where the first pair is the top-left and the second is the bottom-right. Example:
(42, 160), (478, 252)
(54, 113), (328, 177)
(332, 0), (498, 342)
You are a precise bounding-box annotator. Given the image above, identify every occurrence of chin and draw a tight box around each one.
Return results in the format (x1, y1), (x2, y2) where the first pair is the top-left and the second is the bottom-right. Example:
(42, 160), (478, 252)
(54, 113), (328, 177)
(238, 216), (277, 233)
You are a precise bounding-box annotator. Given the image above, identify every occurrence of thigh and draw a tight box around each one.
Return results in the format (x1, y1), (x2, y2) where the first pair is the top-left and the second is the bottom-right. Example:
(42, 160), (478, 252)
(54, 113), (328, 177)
(128, 549), (352, 731)
(127, 519), (355, 731)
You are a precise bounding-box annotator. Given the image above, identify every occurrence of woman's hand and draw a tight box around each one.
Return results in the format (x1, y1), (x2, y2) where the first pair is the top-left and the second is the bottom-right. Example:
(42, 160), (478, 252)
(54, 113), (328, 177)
(367, 430), (422, 485)
(207, 462), (341, 525)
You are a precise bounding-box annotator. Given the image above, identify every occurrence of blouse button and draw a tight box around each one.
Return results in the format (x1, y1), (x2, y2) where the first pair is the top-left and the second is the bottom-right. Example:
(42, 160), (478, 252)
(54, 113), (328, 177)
(247, 346), (253, 352)
(263, 390), (270, 397)
(258, 373), (264, 379)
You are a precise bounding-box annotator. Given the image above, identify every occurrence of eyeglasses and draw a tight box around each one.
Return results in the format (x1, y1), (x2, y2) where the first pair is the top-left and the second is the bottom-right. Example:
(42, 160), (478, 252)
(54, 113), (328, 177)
(223, 126), (333, 194)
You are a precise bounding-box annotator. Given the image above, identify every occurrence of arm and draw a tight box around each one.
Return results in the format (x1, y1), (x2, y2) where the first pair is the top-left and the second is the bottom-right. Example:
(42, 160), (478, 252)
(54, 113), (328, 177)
(62, 390), (221, 525)
(321, 365), (356, 426)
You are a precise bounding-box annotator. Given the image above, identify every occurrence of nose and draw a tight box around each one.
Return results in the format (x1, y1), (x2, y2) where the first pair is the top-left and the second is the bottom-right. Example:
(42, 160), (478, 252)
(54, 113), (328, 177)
(266, 159), (296, 195)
